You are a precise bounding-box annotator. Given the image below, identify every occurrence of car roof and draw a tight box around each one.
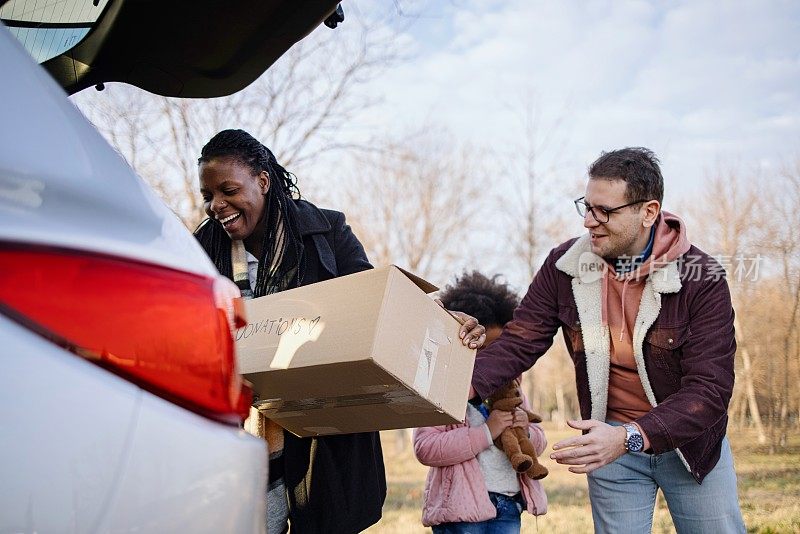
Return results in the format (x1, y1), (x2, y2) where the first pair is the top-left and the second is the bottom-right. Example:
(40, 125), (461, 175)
(0, 0), (341, 96)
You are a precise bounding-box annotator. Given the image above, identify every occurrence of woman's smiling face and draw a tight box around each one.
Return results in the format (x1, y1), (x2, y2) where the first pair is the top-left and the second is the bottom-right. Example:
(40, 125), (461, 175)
(199, 157), (269, 241)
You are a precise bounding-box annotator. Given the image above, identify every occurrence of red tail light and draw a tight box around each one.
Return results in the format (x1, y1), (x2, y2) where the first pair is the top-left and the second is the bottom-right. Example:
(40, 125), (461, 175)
(0, 244), (251, 425)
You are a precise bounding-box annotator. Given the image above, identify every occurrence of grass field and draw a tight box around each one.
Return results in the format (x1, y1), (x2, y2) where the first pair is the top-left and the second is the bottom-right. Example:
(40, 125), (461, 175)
(364, 423), (800, 534)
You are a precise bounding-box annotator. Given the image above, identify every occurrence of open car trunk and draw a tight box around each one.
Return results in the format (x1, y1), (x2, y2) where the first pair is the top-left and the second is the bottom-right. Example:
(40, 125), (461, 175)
(0, 0), (341, 96)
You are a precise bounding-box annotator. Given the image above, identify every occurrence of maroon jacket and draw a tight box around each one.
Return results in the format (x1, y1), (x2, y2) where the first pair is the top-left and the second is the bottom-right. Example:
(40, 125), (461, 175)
(471, 235), (736, 483)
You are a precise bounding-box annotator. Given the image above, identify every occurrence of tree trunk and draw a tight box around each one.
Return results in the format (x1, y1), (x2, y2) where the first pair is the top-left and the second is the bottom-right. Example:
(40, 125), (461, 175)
(728, 382), (745, 430)
(742, 347), (767, 444)
(779, 269), (800, 448)
(394, 428), (409, 453)
(736, 316), (766, 444)
(738, 390), (748, 429)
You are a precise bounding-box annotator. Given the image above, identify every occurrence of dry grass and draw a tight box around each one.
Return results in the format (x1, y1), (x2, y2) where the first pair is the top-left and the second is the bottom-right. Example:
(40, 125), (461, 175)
(364, 423), (800, 534)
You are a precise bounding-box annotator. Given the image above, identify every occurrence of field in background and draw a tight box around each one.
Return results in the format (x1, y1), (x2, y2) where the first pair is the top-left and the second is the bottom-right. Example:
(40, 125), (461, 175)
(365, 423), (800, 534)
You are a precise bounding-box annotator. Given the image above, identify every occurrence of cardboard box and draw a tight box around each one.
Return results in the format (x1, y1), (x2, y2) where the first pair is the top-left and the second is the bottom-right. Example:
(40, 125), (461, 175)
(235, 265), (475, 437)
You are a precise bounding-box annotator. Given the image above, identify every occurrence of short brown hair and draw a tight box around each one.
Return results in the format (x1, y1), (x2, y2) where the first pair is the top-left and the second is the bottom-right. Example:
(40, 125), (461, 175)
(588, 147), (664, 204)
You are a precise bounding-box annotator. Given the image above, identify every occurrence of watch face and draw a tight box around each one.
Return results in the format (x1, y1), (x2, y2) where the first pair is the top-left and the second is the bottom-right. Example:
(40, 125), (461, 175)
(627, 433), (645, 452)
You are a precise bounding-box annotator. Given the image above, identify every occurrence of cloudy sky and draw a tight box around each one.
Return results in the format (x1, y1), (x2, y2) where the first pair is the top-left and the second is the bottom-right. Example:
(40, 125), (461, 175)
(58, 0), (799, 285)
(351, 0), (800, 209)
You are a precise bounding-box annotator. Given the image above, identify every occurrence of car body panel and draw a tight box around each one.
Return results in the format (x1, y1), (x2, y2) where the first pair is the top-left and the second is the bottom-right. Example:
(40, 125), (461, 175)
(0, 314), (267, 534)
(97, 392), (267, 533)
(0, 314), (138, 532)
(0, 26), (217, 277)
(1, 20), (268, 533)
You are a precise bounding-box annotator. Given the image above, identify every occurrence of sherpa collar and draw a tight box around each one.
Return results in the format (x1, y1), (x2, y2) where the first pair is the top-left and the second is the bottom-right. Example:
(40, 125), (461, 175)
(551, 233), (693, 473)
(554, 234), (682, 294)
(551, 234), (683, 420)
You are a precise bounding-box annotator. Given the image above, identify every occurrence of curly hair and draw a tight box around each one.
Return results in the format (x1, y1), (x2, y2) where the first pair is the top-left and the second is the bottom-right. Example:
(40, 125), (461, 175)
(438, 271), (519, 328)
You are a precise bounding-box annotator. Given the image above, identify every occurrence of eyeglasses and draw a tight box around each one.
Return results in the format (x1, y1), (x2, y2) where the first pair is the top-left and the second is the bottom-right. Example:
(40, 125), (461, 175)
(574, 196), (649, 223)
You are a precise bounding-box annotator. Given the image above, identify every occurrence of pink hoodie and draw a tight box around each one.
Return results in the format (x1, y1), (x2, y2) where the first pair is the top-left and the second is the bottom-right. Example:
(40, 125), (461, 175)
(603, 211), (691, 422)
(413, 393), (548, 526)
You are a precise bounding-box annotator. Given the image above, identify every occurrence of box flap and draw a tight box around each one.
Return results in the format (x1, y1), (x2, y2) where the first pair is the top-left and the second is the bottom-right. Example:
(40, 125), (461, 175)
(392, 266), (467, 325)
(393, 265), (438, 294)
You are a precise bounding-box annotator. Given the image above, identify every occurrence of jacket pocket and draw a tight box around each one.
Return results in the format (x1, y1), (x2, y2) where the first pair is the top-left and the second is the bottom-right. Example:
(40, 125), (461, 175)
(440, 468), (454, 505)
(558, 304), (584, 354)
(311, 233), (338, 278)
(700, 421), (722, 461)
(645, 323), (690, 379)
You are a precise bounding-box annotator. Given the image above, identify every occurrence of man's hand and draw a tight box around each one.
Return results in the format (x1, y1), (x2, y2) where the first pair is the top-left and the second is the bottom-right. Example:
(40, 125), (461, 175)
(486, 409), (513, 440)
(549, 419), (627, 474)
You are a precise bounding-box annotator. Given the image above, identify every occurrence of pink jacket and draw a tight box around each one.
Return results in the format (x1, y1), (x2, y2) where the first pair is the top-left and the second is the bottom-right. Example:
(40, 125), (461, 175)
(413, 401), (548, 526)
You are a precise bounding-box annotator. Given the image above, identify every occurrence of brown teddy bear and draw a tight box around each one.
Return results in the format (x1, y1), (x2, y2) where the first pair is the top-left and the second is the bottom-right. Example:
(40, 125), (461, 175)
(487, 378), (548, 480)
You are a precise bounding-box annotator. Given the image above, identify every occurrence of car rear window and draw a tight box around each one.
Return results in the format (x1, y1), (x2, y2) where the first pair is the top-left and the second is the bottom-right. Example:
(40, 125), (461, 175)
(0, 0), (108, 63)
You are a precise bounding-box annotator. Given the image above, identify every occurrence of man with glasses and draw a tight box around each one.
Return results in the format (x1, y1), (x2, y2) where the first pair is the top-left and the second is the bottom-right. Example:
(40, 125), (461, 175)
(469, 147), (745, 532)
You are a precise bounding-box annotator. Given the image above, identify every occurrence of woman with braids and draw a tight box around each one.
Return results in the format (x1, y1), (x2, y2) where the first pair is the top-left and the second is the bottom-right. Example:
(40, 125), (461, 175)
(414, 272), (547, 534)
(195, 129), (486, 533)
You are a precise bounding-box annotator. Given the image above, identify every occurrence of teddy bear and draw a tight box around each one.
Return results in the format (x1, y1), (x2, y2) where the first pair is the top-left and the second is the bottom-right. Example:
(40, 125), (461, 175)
(487, 378), (549, 480)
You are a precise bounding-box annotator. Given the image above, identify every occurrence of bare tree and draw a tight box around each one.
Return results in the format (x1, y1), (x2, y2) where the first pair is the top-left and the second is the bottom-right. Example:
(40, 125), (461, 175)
(72, 13), (402, 229)
(493, 96), (578, 424)
(342, 130), (483, 283)
(499, 95), (575, 283)
(685, 167), (767, 444)
(758, 158), (800, 447)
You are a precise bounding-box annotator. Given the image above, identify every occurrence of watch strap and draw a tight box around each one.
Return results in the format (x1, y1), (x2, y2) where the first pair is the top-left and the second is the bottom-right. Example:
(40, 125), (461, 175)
(623, 423), (644, 452)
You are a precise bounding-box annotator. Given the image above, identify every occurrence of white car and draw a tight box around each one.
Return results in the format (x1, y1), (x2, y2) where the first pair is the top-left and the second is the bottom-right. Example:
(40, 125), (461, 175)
(0, 1), (341, 531)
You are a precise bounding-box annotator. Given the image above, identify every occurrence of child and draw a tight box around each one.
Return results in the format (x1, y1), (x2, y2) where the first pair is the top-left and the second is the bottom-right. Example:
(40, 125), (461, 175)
(414, 272), (548, 533)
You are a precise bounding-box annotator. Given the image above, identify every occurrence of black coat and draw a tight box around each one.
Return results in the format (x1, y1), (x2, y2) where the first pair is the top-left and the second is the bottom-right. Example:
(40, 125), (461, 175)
(275, 200), (387, 533)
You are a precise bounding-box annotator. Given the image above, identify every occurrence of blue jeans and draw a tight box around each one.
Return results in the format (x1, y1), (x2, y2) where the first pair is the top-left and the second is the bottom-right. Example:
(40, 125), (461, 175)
(431, 492), (523, 534)
(587, 428), (745, 534)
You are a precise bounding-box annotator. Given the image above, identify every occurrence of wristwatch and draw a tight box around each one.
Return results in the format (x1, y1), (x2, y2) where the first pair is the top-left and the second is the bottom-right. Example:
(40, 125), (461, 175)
(623, 423), (645, 453)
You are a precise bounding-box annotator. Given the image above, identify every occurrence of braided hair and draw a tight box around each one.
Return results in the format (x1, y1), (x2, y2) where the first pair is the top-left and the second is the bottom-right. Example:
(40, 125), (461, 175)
(194, 129), (305, 296)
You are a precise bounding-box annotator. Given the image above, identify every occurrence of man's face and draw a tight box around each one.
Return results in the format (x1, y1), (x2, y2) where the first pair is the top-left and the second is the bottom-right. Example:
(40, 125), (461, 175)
(583, 178), (649, 259)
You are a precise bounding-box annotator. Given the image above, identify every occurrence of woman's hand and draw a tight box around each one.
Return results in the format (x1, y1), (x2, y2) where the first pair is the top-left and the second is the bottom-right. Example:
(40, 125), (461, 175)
(434, 299), (486, 349)
(486, 409), (514, 440)
(452, 311), (486, 349)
